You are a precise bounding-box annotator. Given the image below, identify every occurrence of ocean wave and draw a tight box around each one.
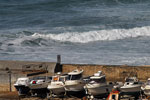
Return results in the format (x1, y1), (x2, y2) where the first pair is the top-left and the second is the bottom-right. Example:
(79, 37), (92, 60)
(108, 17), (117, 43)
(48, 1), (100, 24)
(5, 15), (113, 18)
(2, 26), (150, 47)
(31, 26), (150, 43)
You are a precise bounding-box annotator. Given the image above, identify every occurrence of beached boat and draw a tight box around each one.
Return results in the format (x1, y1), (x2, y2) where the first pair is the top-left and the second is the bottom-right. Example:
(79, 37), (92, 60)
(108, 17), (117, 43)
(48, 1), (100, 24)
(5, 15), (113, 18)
(64, 69), (85, 97)
(141, 78), (150, 96)
(120, 77), (142, 96)
(14, 77), (30, 96)
(29, 76), (51, 97)
(47, 73), (68, 97)
(84, 71), (113, 98)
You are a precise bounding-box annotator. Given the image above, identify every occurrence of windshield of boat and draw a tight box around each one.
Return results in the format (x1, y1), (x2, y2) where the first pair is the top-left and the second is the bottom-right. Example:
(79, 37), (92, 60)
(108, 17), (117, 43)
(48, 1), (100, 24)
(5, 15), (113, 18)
(31, 76), (46, 80)
(68, 74), (82, 80)
(59, 77), (66, 82)
(30, 76), (52, 82)
(90, 77), (106, 83)
(52, 75), (68, 82)
(147, 80), (150, 85)
(125, 78), (134, 82)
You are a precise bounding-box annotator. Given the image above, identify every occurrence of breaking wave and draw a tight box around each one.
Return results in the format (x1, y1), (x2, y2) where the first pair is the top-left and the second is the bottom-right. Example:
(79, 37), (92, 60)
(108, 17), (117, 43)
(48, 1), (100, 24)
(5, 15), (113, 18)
(3, 26), (150, 47)
(31, 26), (150, 43)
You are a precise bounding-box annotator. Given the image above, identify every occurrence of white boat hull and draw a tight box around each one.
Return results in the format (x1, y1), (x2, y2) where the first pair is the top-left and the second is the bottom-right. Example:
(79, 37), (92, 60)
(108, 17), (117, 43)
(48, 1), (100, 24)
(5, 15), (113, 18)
(85, 83), (112, 96)
(14, 77), (30, 95)
(47, 83), (65, 95)
(87, 86), (108, 96)
(120, 85), (141, 95)
(142, 85), (150, 96)
(50, 87), (65, 95)
(65, 80), (85, 92)
(144, 89), (150, 96)
(29, 82), (48, 90)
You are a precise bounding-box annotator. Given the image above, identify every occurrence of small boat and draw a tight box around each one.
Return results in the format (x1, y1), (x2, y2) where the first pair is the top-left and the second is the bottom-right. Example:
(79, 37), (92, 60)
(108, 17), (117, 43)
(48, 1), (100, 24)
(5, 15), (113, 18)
(29, 76), (51, 97)
(47, 73), (68, 97)
(141, 78), (150, 96)
(14, 77), (30, 96)
(120, 77), (142, 97)
(64, 69), (85, 97)
(84, 71), (113, 98)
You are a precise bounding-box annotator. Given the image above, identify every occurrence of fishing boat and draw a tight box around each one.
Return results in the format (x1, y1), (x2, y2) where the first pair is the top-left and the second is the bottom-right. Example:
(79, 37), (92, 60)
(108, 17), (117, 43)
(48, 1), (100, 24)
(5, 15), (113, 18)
(141, 78), (150, 96)
(84, 71), (113, 98)
(29, 76), (51, 97)
(47, 73), (68, 97)
(120, 77), (142, 97)
(14, 77), (30, 96)
(64, 69), (85, 97)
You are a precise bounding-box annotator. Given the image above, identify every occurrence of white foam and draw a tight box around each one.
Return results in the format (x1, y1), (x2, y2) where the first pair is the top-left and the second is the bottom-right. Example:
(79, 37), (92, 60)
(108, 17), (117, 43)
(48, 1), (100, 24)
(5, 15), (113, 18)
(31, 26), (150, 43)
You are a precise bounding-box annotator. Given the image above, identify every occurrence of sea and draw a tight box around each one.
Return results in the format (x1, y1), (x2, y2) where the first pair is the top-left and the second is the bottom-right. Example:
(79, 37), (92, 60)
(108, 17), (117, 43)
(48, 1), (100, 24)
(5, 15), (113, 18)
(0, 0), (150, 65)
